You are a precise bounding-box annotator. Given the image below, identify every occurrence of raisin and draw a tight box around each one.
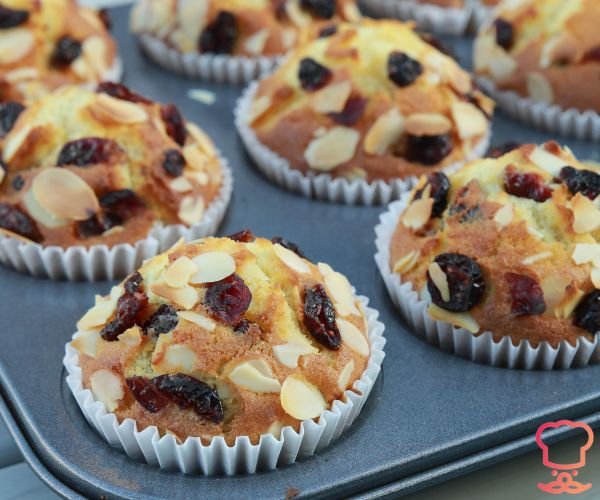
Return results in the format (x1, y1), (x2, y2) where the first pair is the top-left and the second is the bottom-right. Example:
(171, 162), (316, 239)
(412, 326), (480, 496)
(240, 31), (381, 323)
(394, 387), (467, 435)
(303, 284), (341, 349)
(203, 273), (252, 325)
(199, 11), (237, 54)
(387, 52), (423, 87)
(405, 134), (452, 165)
(0, 4), (28, 28)
(144, 304), (179, 336)
(573, 290), (600, 334)
(228, 229), (256, 243)
(0, 203), (42, 242)
(124, 271), (144, 294)
(319, 24), (337, 38)
(298, 58), (332, 91)
(100, 190), (144, 219)
(413, 172), (451, 218)
(559, 166), (600, 200)
(162, 149), (185, 177)
(300, 0), (335, 19)
(427, 253), (485, 312)
(51, 36), (82, 68)
(101, 274), (147, 341)
(328, 95), (367, 126)
(98, 9), (111, 30)
(126, 376), (170, 413)
(486, 141), (520, 159)
(0, 101), (25, 137)
(11, 175), (24, 191)
(505, 273), (546, 316)
(76, 214), (118, 239)
(152, 374), (224, 423)
(57, 138), (120, 167)
(504, 165), (552, 202)
(272, 237), (306, 259)
(96, 82), (151, 104)
(161, 104), (187, 146)
(494, 19), (514, 51)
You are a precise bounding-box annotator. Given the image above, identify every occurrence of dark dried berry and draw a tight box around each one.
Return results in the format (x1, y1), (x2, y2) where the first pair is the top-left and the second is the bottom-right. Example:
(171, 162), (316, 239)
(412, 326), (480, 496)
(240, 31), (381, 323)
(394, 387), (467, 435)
(204, 273), (252, 325)
(100, 189), (144, 219)
(0, 4), (28, 28)
(76, 213), (118, 239)
(387, 52), (423, 87)
(303, 284), (341, 349)
(228, 229), (256, 243)
(152, 373), (224, 423)
(0, 203), (42, 242)
(504, 165), (552, 202)
(560, 166), (600, 200)
(124, 271), (144, 294)
(486, 141), (520, 159)
(96, 82), (151, 104)
(11, 175), (24, 191)
(144, 304), (179, 336)
(427, 253), (485, 312)
(100, 290), (148, 341)
(494, 18), (514, 51)
(51, 36), (82, 67)
(328, 95), (367, 126)
(0, 101), (25, 137)
(98, 9), (111, 30)
(272, 0), (287, 20)
(505, 273), (545, 316)
(300, 0), (335, 19)
(413, 172), (451, 218)
(233, 319), (250, 334)
(583, 46), (600, 63)
(57, 138), (120, 167)
(0, 160), (6, 176)
(161, 104), (187, 146)
(199, 11), (237, 54)
(272, 237), (306, 259)
(298, 57), (332, 91)
(319, 24), (337, 38)
(162, 149), (185, 177)
(419, 33), (454, 58)
(126, 376), (170, 413)
(405, 133), (452, 165)
(573, 290), (600, 335)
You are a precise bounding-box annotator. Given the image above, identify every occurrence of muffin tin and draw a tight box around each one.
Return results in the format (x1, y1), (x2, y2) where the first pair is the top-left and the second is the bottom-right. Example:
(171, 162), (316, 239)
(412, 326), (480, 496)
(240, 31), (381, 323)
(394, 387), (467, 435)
(2, 6), (600, 498)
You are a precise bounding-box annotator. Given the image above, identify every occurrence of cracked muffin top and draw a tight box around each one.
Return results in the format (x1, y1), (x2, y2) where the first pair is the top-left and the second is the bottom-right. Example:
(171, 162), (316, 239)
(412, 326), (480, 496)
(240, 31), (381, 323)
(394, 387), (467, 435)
(130, 0), (362, 57)
(474, 0), (600, 113)
(0, 0), (118, 103)
(389, 141), (600, 347)
(0, 84), (222, 248)
(248, 20), (494, 183)
(71, 234), (370, 444)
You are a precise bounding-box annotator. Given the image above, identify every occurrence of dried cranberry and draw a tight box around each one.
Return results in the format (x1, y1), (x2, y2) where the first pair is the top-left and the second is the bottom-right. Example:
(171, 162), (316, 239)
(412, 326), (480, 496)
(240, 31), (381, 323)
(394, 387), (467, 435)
(152, 374), (224, 423)
(57, 138), (120, 167)
(100, 190), (144, 219)
(405, 133), (452, 165)
(0, 101), (25, 137)
(161, 149), (185, 177)
(0, 4), (28, 28)
(124, 271), (144, 294)
(504, 165), (552, 202)
(583, 47), (600, 63)
(76, 213), (119, 239)
(101, 275), (147, 341)
(486, 141), (520, 159)
(51, 36), (82, 67)
(300, 0), (335, 19)
(319, 24), (337, 38)
(505, 273), (545, 316)
(494, 19), (514, 51)
(559, 166), (600, 200)
(126, 376), (170, 413)
(98, 9), (111, 30)
(161, 104), (187, 146)
(328, 95), (367, 126)
(203, 273), (252, 325)
(228, 229), (256, 243)
(96, 82), (151, 104)
(427, 253), (485, 312)
(573, 290), (600, 334)
(11, 175), (24, 191)
(0, 203), (42, 242)
(387, 52), (423, 87)
(144, 304), (179, 336)
(199, 11), (237, 54)
(272, 237), (306, 259)
(303, 284), (341, 349)
(298, 58), (332, 91)
(413, 172), (450, 218)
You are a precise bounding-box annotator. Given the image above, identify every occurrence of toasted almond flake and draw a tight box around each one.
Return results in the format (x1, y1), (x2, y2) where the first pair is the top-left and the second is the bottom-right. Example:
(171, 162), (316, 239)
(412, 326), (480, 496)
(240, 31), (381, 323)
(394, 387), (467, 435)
(189, 252), (236, 284)
(280, 375), (327, 420)
(527, 73), (554, 104)
(0, 28), (34, 65)
(167, 237), (186, 253)
(343, 167), (367, 180)
(187, 122), (217, 155)
(428, 262), (450, 302)
(304, 127), (359, 171)
(178, 195), (205, 225)
(494, 203), (514, 227)
(428, 304), (480, 333)
(541, 275), (571, 314)
(310, 81), (352, 114)
(169, 176), (194, 193)
(228, 359), (281, 393)
(404, 113), (452, 136)
(591, 268), (600, 289)
(522, 251), (553, 266)
(2, 123), (32, 163)
(343, 2), (362, 21)
(165, 256), (198, 288)
(247, 95), (272, 124)
(163, 344), (197, 372)
(71, 57), (92, 79)
(82, 35), (108, 74)
(281, 28), (297, 49)
(571, 193), (600, 233)
(540, 33), (578, 68)
(90, 369), (123, 412)
(77, 287), (122, 331)
(323, 270), (360, 317)
(244, 28), (269, 55)
(91, 93), (148, 125)
(364, 108), (404, 156)
(445, 62), (472, 94)
(274, 244), (310, 274)
(182, 144), (208, 171)
(186, 170), (210, 186)
(4, 67), (38, 83)
(150, 282), (199, 310)
(177, 310), (216, 331)
(337, 359), (355, 390)
(555, 287), (586, 319)
(528, 147), (565, 177)
(392, 251), (419, 274)
(71, 331), (99, 358)
(572, 243), (600, 267)
(337, 318), (369, 356)
(286, 0), (311, 27)
(272, 342), (314, 368)
(23, 189), (67, 228)
(489, 50), (518, 81)
(402, 198), (434, 230)
(187, 88), (216, 105)
(451, 102), (488, 140)
(527, 226), (544, 240)
(118, 326), (142, 346)
(473, 33), (495, 73)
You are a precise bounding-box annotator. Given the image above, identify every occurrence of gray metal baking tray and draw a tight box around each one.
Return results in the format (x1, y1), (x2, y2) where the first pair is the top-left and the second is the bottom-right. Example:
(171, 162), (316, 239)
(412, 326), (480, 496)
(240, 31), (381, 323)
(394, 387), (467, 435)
(2, 5), (600, 499)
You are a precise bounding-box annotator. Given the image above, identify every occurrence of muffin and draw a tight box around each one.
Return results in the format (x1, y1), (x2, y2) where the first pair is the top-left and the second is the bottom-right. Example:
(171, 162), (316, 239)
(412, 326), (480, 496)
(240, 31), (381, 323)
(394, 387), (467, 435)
(0, 83), (224, 250)
(69, 234), (375, 446)
(243, 19), (493, 185)
(388, 141), (600, 349)
(0, 0), (120, 103)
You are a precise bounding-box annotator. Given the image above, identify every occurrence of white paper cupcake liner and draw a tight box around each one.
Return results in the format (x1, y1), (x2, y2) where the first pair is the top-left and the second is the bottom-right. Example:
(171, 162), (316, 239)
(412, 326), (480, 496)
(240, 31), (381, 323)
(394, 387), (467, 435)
(374, 193), (600, 370)
(63, 296), (386, 475)
(235, 81), (490, 206)
(0, 160), (233, 281)
(137, 34), (283, 84)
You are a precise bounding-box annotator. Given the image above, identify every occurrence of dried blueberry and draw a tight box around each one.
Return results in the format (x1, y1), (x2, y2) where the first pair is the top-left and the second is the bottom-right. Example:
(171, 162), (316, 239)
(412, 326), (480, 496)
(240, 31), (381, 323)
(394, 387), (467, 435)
(272, 237), (306, 259)
(319, 24), (337, 38)
(387, 52), (423, 87)
(328, 95), (367, 126)
(144, 304), (178, 336)
(126, 376), (170, 413)
(203, 273), (252, 325)
(57, 138), (120, 167)
(504, 165), (552, 202)
(161, 104), (187, 146)
(303, 284), (341, 349)
(96, 82), (151, 104)
(228, 229), (256, 243)
(559, 166), (600, 200)
(0, 4), (28, 28)
(486, 141), (520, 159)
(75, 214), (117, 239)
(413, 172), (450, 218)
(0, 101), (25, 137)
(573, 290), (600, 335)
(99, 190), (144, 220)
(298, 57), (332, 91)
(300, 0), (335, 19)
(506, 273), (546, 316)
(494, 18), (514, 51)
(405, 134), (453, 165)
(0, 203), (42, 242)
(51, 36), (82, 67)
(11, 175), (24, 191)
(199, 11), (237, 54)
(162, 149), (185, 177)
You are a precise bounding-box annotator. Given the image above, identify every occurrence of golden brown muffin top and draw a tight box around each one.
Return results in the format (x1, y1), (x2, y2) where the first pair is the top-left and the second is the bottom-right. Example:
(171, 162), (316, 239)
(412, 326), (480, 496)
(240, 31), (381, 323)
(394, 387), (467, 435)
(72, 235), (370, 443)
(0, 84), (222, 248)
(0, 0), (118, 103)
(390, 142), (600, 347)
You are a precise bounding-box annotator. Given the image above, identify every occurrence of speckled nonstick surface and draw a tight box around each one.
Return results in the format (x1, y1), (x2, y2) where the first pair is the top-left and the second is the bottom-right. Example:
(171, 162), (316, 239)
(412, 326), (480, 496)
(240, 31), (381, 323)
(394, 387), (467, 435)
(2, 6), (600, 499)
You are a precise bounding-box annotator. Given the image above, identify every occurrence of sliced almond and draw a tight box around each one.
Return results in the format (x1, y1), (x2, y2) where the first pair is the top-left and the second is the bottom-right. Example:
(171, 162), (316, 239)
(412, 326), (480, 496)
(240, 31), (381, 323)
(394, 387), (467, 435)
(428, 304), (480, 333)
(247, 95), (272, 124)
(522, 251), (552, 266)
(555, 287), (586, 319)
(274, 244), (310, 274)
(150, 282), (199, 310)
(91, 93), (148, 125)
(281, 28), (297, 50)
(23, 189), (67, 228)
(0, 28), (34, 65)
(494, 203), (514, 227)
(4, 67), (38, 83)
(541, 275), (571, 314)
(527, 73), (554, 104)
(244, 28), (269, 56)
(528, 147), (565, 177)
(183, 144), (209, 171)
(77, 286), (122, 331)
(178, 195), (205, 225)
(490, 50), (518, 81)
(392, 251), (420, 274)
(343, 2), (362, 21)
(285, 0), (311, 27)
(2, 123), (32, 163)
(280, 375), (327, 420)
(82, 35), (108, 74)
(592, 268), (600, 288)
(364, 108), (404, 156)
(445, 62), (472, 95)
(165, 256), (198, 288)
(527, 226), (544, 240)
(572, 243), (600, 267)
(402, 197), (434, 230)
(189, 252), (236, 284)
(473, 33), (496, 73)
(71, 331), (99, 358)
(90, 369), (124, 412)
(404, 113), (452, 137)
(228, 359), (281, 393)
(451, 102), (488, 140)
(118, 326), (142, 346)
(428, 262), (450, 302)
(322, 269), (360, 317)
(272, 342), (314, 369)
(337, 359), (355, 390)
(161, 344), (197, 372)
(304, 127), (360, 171)
(337, 318), (369, 356)
(310, 81), (352, 114)
(571, 193), (600, 233)
(540, 33), (579, 68)
(169, 176), (194, 193)
(177, 310), (216, 331)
